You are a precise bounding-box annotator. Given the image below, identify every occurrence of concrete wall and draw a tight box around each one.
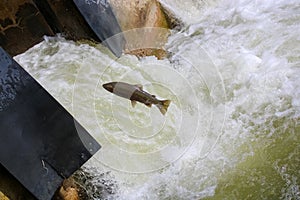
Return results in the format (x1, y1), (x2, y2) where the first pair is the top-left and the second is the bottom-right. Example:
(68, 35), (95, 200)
(0, 0), (98, 57)
(0, 1), (178, 199)
(0, 0), (176, 59)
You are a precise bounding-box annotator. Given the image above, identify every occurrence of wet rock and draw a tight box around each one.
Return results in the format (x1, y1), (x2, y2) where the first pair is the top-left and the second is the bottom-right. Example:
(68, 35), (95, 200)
(109, 0), (169, 31)
(52, 178), (79, 200)
(0, 0), (180, 59)
(127, 48), (167, 60)
(110, 0), (176, 59)
(0, 191), (10, 200)
(53, 166), (118, 200)
(58, 187), (79, 200)
(54, 179), (79, 200)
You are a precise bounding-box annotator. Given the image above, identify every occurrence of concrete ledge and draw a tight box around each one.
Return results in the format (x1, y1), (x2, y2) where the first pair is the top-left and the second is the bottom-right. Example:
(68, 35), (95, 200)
(0, 0), (108, 57)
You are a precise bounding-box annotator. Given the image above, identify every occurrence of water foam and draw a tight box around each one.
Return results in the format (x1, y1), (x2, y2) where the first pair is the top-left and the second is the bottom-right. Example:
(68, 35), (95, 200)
(14, 0), (300, 199)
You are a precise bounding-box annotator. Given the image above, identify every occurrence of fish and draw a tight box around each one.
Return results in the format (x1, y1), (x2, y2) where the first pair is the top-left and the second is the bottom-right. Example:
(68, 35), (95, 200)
(102, 82), (171, 115)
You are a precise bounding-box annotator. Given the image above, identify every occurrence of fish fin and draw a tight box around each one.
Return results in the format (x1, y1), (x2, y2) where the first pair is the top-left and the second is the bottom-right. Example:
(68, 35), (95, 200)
(157, 100), (171, 115)
(145, 103), (152, 107)
(135, 84), (143, 90)
(152, 95), (156, 98)
(131, 100), (137, 107)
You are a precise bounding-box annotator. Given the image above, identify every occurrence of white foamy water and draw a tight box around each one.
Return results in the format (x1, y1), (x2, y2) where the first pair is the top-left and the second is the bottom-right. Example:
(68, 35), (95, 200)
(15, 0), (300, 199)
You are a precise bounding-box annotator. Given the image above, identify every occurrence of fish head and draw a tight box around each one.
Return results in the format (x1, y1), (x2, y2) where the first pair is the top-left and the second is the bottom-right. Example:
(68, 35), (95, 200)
(102, 82), (117, 93)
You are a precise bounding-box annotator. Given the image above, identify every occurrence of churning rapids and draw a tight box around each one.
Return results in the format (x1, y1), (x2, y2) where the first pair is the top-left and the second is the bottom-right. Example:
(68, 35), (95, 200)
(15, 0), (300, 199)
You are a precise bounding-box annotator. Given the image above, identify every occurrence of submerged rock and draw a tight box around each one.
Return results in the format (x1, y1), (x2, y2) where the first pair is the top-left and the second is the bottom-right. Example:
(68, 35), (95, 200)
(54, 166), (118, 200)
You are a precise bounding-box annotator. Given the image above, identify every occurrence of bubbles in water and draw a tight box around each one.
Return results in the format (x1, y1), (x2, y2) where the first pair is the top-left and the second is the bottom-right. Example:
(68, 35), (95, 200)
(70, 27), (226, 173)
(13, 0), (300, 198)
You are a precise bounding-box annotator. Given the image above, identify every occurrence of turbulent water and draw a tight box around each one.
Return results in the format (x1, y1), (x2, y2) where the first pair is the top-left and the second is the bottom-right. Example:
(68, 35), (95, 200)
(15, 0), (300, 199)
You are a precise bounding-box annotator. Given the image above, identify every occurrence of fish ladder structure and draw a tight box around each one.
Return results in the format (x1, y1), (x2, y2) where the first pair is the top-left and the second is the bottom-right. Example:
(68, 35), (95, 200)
(0, 0), (125, 57)
(0, 0), (123, 198)
(0, 47), (100, 199)
(0, 0), (175, 198)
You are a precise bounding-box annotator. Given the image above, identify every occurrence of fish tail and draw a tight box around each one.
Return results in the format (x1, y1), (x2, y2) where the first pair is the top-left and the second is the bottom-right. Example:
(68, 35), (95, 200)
(157, 100), (171, 115)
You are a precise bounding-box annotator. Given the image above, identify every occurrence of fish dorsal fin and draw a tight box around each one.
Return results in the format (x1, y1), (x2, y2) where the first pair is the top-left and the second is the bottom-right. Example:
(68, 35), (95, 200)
(131, 100), (137, 107)
(135, 84), (143, 90)
(151, 95), (156, 98)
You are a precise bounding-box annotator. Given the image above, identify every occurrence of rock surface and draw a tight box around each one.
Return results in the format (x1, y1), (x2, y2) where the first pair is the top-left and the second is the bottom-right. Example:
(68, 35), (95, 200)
(54, 178), (79, 200)
(0, 191), (10, 200)
(109, 0), (172, 59)
(53, 167), (118, 200)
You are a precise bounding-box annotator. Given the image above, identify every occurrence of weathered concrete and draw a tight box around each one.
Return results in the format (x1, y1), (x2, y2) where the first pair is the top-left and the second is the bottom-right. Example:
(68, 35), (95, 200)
(34, 0), (99, 42)
(0, 0), (178, 59)
(0, 0), (54, 56)
(0, 1), (180, 199)
(0, 0), (118, 57)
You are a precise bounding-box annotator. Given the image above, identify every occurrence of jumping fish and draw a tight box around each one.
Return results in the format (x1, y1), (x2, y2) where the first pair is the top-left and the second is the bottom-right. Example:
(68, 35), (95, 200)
(103, 82), (171, 115)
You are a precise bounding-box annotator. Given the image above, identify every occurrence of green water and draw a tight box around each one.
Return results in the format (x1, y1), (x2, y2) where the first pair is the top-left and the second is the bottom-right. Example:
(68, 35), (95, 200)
(210, 120), (300, 199)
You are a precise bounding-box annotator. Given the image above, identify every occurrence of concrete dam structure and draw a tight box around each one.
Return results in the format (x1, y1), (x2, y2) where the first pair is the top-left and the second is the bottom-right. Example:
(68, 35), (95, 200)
(0, 0), (174, 199)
